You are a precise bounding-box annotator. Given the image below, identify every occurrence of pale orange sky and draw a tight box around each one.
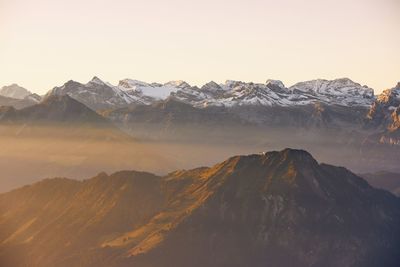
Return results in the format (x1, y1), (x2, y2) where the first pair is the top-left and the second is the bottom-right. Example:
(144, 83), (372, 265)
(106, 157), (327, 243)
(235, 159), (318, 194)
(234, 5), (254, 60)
(0, 0), (399, 94)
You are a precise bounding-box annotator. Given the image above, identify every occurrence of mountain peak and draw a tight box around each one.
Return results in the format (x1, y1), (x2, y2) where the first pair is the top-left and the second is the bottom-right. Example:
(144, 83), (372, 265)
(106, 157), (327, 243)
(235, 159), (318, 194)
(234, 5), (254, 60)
(376, 83), (400, 104)
(15, 94), (110, 124)
(60, 79), (81, 88)
(265, 79), (287, 92)
(289, 78), (374, 106)
(265, 79), (285, 88)
(223, 148), (318, 177)
(0, 84), (31, 99)
(118, 79), (150, 89)
(164, 80), (190, 88)
(89, 76), (106, 85)
(278, 147), (314, 159)
(258, 148), (318, 169)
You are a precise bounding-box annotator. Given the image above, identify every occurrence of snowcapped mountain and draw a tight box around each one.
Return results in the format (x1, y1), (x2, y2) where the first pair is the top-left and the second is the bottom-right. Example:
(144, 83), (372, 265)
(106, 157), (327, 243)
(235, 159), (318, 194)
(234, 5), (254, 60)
(117, 79), (190, 102)
(172, 79), (295, 107)
(44, 77), (375, 111)
(289, 78), (374, 106)
(46, 77), (192, 110)
(172, 78), (374, 108)
(0, 84), (32, 99)
(45, 77), (142, 110)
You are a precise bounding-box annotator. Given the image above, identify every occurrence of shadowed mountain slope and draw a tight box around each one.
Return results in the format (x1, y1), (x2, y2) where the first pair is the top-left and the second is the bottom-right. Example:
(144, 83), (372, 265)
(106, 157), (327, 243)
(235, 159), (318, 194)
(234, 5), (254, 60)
(0, 149), (399, 267)
(0, 94), (107, 125)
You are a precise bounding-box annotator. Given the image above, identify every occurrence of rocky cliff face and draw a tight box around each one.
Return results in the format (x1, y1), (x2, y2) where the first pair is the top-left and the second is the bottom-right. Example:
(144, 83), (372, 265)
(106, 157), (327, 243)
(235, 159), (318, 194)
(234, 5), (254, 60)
(365, 82), (400, 145)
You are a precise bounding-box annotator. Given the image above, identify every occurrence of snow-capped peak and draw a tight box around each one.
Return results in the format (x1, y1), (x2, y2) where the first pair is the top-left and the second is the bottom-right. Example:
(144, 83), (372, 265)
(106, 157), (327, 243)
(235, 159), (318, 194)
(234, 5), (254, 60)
(289, 78), (373, 96)
(116, 79), (188, 100)
(200, 81), (223, 92)
(224, 80), (241, 88)
(118, 79), (150, 89)
(288, 78), (374, 106)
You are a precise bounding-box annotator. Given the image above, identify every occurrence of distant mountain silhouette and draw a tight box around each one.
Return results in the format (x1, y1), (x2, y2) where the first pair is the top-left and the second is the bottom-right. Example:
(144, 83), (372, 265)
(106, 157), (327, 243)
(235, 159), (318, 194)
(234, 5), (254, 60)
(0, 94), (108, 125)
(0, 94), (38, 110)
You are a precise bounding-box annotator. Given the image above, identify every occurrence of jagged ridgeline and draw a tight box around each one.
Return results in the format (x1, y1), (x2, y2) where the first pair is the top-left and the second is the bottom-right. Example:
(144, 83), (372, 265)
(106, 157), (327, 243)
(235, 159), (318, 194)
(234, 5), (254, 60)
(0, 149), (399, 267)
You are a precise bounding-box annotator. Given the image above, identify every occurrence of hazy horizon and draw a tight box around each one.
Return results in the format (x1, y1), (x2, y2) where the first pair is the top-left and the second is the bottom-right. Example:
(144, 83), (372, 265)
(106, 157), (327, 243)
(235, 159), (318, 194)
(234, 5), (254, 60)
(1, 0), (399, 94)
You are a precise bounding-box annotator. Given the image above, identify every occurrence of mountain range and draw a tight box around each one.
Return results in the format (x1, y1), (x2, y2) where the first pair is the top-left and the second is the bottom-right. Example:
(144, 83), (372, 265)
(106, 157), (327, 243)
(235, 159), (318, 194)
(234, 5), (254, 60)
(0, 94), (107, 125)
(1, 77), (377, 109)
(0, 149), (399, 267)
(2, 77), (397, 138)
(44, 77), (375, 110)
(4, 77), (398, 139)
(1, 77), (400, 184)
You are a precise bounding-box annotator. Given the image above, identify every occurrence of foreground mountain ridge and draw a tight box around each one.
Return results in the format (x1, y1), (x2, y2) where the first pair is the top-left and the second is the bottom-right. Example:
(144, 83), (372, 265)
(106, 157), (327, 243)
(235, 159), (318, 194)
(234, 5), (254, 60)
(1, 148), (399, 267)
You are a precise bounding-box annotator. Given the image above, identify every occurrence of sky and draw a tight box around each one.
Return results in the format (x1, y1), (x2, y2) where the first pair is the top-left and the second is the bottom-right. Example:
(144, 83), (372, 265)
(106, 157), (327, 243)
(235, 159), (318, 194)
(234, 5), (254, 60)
(0, 0), (399, 94)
